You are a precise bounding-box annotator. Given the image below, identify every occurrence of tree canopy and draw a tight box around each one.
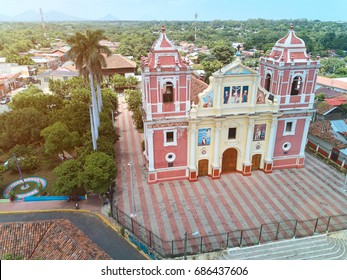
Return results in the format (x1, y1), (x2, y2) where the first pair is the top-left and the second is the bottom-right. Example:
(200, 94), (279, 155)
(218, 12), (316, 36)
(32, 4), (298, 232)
(80, 152), (117, 193)
(40, 121), (79, 159)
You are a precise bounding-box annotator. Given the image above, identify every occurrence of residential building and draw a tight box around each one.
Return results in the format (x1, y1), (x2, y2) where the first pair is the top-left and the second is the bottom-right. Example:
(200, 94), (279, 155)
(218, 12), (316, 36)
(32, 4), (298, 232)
(101, 54), (136, 80)
(38, 66), (78, 93)
(308, 120), (347, 169)
(316, 76), (347, 94)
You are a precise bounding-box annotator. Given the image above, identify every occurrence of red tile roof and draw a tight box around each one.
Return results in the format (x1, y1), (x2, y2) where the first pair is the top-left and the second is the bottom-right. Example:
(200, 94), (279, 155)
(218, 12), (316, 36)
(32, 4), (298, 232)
(190, 75), (209, 104)
(316, 101), (334, 115)
(309, 121), (347, 149)
(317, 76), (347, 91)
(0, 220), (111, 260)
(325, 94), (347, 106)
(103, 54), (136, 69)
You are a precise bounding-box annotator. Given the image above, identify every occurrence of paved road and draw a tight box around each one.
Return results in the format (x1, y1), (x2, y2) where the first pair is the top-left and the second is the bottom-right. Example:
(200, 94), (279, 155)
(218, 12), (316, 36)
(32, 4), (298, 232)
(0, 212), (146, 260)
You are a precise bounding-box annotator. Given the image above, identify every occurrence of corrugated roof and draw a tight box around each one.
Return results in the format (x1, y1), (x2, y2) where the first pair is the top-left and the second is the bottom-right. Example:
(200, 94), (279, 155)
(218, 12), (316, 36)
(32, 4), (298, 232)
(330, 120), (347, 133)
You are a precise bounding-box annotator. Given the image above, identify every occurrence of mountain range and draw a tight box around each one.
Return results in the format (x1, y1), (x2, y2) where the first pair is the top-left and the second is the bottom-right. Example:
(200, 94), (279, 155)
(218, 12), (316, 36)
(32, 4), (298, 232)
(0, 10), (119, 22)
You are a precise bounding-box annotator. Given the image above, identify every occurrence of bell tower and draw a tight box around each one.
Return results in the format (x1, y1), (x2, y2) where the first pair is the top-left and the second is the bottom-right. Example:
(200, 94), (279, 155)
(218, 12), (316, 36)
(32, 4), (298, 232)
(259, 24), (320, 170)
(141, 26), (192, 183)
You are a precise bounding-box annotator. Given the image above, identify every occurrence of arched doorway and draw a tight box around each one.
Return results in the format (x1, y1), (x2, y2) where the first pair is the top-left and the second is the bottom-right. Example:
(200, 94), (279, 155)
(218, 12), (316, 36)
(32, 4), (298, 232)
(265, 73), (272, 91)
(222, 148), (237, 173)
(252, 154), (262, 170)
(198, 159), (209, 177)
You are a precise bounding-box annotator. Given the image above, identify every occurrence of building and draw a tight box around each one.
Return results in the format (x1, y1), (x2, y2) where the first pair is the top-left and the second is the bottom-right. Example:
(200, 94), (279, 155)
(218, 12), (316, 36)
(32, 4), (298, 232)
(101, 54), (136, 80)
(308, 120), (347, 169)
(38, 66), (79, 93)
(258, 23), (320, 170)
(141, 26), (192, 183)
(142, 25), (320, 183)
(316, 76), (347, 94)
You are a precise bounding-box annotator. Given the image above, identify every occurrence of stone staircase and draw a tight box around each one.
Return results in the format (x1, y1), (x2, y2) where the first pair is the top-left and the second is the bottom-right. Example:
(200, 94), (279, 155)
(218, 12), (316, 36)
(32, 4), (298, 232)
(218, 230), (347, 260)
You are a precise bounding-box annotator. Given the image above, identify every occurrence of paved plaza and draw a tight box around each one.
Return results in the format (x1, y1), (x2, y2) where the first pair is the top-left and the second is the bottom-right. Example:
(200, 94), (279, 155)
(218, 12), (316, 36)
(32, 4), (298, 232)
(115, 95), (347, 243)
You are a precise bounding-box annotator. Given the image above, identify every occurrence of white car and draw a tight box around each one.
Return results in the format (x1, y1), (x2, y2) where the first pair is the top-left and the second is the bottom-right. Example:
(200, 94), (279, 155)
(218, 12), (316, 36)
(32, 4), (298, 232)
(0, 96), (10, 105)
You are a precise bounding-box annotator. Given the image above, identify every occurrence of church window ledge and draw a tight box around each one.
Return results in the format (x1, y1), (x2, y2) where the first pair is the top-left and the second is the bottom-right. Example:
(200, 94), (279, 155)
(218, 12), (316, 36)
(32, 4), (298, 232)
(164, 130), (177, 146)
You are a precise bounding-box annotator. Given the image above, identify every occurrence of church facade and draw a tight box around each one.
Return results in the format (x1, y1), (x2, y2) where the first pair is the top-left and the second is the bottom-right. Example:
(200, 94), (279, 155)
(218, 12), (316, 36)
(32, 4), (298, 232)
(141, 25), (320, 183)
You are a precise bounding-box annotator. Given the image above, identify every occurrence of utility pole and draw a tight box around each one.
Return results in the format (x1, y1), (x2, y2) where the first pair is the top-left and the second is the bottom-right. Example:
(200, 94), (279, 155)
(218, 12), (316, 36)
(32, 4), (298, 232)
(194, 13), (198, 41)
(13, 154), (27, 190)
(39, 8), (47, 39)
(128, 162), (136, 217)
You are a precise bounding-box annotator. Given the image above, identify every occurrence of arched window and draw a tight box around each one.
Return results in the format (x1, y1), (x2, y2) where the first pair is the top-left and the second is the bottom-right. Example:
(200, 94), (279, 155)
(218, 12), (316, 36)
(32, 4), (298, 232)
(163, 82), (174, 103)
(264, 73), (272, 91)
(290, 76), (302, 95)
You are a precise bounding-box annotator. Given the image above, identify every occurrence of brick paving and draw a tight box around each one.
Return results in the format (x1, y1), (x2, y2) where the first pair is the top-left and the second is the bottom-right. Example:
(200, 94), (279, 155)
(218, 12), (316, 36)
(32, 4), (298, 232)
(115, 94), (347, 244)
(0, 195), (101, 213)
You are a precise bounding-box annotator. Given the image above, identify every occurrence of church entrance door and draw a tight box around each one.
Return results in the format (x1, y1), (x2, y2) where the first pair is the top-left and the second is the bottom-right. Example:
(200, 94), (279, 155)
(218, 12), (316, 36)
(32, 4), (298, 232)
(198, 159), (209, 177)
(252, 154), (262, 170)
(222, 148), (237, 173)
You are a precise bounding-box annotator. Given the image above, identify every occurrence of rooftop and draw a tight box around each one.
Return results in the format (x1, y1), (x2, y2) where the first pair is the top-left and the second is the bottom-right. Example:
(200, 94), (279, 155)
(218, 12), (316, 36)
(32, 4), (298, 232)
(0, 219), (111, 260)
(317, 76), (347, 91)
(103, 54), (136, 69)
(309, 120), (347, 150)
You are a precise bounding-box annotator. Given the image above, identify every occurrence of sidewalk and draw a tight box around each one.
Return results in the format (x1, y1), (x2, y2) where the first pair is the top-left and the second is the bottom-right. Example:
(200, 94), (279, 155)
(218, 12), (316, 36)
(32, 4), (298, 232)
(0, 195), (102, 214)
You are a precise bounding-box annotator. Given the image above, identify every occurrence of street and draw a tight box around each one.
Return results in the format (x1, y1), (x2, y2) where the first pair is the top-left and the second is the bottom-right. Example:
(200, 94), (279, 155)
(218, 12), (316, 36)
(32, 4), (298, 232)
(0, 212), (146, 260)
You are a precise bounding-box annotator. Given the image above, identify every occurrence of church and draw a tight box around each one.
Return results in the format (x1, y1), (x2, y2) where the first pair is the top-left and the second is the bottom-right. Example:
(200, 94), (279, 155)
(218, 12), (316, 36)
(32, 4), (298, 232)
(141, 25), (320, 183)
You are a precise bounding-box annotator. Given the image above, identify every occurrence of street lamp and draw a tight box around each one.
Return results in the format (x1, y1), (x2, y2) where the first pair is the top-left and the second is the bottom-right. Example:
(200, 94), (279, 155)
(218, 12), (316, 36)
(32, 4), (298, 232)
(13, 154), (28, 190)
(128, 162), (136, 217)
(339, 172), (347, 193)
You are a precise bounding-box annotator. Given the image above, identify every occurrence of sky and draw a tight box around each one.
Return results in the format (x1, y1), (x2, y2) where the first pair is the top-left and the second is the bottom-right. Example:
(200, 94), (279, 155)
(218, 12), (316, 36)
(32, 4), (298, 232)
(1, 0), (347, 21)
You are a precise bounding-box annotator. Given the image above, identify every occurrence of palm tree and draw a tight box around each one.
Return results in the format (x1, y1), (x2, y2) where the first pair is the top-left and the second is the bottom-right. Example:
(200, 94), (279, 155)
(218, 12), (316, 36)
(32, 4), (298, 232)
(67, 30), (111, 150)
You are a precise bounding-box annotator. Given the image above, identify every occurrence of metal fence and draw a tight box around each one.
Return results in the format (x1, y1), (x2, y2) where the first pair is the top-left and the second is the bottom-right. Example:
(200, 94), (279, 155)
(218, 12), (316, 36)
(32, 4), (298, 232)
(112, 205), (347, 258)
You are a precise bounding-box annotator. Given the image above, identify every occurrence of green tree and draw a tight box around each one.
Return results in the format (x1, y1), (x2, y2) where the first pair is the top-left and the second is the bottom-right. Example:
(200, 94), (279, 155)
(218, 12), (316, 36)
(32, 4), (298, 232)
(111, 73), (127, 88)
(201, 60), (223, 83)
(67, 30), (112, 149)
(338, 104), (347, 115)
(0, 108), (49, 150)
(320, 57), (345, 75)
(53, 159), (83, 195)
(49, 79), (70, 99)
(40, 122), (79, 160)
(315, 93), (326, 101)
(125, 89), (143, 129)
(80, 152), (117, 193)
(9, 85), (63, 114)
(210, 40), (235, 66)
(0, 165), (5, 186)
(56, 99), (90, 138)
(5, 54), (34, 65)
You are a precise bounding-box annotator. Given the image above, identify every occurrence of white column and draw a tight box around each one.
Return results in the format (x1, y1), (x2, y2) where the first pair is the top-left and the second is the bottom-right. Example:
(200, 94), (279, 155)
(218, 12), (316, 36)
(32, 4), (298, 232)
(245, 119), (254, 164)
(175, 78), (180, 112)
(216, 78), (221, 116)
(251, 76), (258, 108)
(189, 123), (197, 169)
(265, 117), (278, 161)
(146, 103), (152, 121)
(299, 117), (312, 157)
(147, 129), (155, 171)
(213, 122), (221, 166)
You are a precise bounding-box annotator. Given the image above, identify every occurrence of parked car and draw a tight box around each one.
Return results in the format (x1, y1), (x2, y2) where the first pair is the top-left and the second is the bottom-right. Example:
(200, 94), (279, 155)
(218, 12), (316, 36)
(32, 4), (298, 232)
(0, 96), (10, 104)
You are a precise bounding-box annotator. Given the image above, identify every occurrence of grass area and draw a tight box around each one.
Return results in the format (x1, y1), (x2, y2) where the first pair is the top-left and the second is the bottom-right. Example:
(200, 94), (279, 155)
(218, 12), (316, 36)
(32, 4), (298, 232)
(10, 182), (38, 196)
(0, 148), (60, 199)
